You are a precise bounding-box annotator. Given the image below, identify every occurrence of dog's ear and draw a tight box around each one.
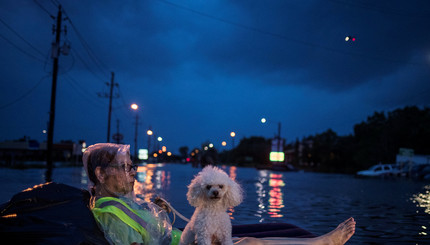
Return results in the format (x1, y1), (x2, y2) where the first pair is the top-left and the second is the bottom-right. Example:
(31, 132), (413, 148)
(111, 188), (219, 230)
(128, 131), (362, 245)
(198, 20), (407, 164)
(223, 178), (243, 208)
(187, 175), (203, 207)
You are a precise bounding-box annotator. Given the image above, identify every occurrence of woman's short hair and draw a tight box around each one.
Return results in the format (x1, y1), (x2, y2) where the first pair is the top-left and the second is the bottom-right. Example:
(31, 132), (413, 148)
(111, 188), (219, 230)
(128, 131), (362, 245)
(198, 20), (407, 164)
(82, 143), (130, 187)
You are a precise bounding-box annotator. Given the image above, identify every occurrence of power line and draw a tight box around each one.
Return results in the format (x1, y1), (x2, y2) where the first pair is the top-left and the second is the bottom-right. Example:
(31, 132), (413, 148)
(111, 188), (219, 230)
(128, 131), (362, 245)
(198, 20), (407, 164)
(33, 0), (55, 19)
(60, 10), (111, 76)
(115, 85), (136, 119)
(70, 49), (107, 84)
(62, 74), (107, 109)
(156, 0), (427, 67)
(0, 16), (47, 57)
(156, 0), (342, 49)
(326, 0), (429, 18)
(49, 0), (60, 8)
(0, 75), (50, 109)
(68, 21), (111, 75)
(59, 49), (75, 74)
(0, 32), (45, 63)
(117, 85), (132, 111)
(45, 1), (111, 81)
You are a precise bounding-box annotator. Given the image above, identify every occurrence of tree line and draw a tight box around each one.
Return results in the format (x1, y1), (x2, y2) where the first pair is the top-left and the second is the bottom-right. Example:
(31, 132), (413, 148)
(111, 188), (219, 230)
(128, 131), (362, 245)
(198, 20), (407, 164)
(217, 106), (430, 173)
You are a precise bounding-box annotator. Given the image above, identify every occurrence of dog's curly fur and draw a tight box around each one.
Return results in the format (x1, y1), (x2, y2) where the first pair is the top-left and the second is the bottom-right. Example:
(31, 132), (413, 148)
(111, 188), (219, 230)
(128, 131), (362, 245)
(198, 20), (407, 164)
(179, 165), (243, 245)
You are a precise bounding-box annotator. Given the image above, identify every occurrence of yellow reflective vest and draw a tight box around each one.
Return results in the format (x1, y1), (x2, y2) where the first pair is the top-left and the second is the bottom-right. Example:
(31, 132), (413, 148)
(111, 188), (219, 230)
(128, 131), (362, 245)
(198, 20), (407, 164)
(92, 197), (181, 245)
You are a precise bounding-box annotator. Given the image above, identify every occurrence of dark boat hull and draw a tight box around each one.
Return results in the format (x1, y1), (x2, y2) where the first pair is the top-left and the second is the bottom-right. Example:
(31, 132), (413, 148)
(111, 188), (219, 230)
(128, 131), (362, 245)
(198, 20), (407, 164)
(0, 183), (315, 244)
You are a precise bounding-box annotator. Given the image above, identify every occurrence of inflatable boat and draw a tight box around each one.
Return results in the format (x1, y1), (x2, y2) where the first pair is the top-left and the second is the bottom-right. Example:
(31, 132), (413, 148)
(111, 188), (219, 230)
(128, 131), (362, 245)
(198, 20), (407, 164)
(0, 183), (315, 244)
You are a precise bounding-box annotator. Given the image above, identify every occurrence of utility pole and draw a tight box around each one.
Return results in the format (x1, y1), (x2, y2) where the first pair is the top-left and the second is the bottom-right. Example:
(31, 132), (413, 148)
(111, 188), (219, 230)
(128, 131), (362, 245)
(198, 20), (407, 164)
(46, 5), (62, 182)
(115, 119), (120, 144)
(147, 126), (152, 156)
(107, 72), (115, 142)
(134, 114), (139, 162)
(277, 122), (281, 153)
(98, 72), (118, 142)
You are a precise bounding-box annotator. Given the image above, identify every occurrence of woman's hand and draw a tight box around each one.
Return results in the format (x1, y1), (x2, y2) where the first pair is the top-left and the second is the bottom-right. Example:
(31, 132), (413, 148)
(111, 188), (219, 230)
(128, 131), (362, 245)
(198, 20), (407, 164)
(153, 197), (172, 213)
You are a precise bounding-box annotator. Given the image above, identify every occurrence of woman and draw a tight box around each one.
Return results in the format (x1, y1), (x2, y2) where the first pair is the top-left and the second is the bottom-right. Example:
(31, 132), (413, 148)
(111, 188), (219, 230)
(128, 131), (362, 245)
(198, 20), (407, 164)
(83, 143), (355, 245)
(84, 143), (181, 245)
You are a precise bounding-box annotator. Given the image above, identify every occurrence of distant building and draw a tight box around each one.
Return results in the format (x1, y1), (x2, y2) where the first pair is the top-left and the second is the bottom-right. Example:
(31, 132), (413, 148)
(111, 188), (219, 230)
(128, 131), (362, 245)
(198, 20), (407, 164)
(284, 139), (314, 167)
(396, 154), (430, 166)
(0, 137), (85, 166)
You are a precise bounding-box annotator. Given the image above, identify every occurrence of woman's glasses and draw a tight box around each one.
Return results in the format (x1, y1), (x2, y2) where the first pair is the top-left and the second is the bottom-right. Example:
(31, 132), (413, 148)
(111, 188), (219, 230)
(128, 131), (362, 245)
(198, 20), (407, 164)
(108, 163), (138, 172)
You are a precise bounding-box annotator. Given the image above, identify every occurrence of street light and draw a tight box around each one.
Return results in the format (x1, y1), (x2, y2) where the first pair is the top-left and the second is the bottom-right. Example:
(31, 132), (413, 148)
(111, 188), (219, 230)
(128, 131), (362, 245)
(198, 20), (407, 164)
(131, 103), (139, 162)
(230, 131), (236, 149)
(147, 128), (153, 163)
(157, 136), (162, 152)
(261, 118), (284, 162)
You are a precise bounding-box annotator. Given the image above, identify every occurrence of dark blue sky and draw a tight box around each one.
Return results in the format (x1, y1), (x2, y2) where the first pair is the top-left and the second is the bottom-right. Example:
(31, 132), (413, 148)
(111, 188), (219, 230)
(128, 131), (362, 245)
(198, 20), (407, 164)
(1, 0), (429, 154)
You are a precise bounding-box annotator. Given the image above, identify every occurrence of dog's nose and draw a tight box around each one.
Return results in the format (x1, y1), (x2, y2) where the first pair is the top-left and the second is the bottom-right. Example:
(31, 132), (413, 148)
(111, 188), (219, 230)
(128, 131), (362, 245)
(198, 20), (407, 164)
(213, 190), (219, 197)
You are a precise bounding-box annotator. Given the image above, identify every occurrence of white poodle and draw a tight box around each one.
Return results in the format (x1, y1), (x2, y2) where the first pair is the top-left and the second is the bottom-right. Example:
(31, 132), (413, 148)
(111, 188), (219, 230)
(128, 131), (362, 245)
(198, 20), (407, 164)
(180, 165), (243, 245)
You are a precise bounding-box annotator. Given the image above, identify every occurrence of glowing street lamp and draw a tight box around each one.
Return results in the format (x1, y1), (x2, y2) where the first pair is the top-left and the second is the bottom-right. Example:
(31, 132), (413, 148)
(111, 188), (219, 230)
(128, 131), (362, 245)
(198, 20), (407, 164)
(221, 141), (227, 147)
(131, 103), (138, 110)
(156, 136), (162, 152)
(131, 103), (139, 161)
(147, 128), (153, 162)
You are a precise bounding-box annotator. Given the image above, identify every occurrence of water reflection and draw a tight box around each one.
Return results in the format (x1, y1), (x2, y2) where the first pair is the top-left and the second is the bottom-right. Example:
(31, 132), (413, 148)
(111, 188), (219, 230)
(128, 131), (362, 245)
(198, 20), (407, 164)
(255, 170), (285, 221)
(2, 163), (429, 243)
(227, 166), (237, 219)
(256, 170), (268, 222)
(134, 164), (167, 202)
(132, 164), (240, 220)
(268, 173), (285, 218)
(229, 166), (237, 180)
(411, 185), (430, 237)
(411, 185), (430, 214)
(80, 167), (88, 186)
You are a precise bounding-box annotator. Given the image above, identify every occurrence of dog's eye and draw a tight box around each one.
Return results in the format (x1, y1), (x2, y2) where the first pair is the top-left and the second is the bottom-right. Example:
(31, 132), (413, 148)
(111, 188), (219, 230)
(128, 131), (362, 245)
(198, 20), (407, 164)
(219, 185), (224, 189)
(206, 185), (211, 190)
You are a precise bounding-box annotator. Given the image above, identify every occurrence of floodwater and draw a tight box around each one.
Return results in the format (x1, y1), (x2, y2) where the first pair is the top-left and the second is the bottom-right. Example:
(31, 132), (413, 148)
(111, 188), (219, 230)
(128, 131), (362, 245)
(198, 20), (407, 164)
(0, 163), (429, 244)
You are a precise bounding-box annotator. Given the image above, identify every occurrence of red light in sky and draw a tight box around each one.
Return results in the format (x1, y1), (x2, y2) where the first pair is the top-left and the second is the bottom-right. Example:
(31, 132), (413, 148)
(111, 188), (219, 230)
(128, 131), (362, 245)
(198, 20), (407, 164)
(345, 36), (356, 42)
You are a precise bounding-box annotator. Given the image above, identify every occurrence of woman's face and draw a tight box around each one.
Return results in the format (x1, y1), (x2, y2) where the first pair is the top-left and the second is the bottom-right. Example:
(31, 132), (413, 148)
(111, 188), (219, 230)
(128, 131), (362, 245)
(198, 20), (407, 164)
(102, 152), (137, 196)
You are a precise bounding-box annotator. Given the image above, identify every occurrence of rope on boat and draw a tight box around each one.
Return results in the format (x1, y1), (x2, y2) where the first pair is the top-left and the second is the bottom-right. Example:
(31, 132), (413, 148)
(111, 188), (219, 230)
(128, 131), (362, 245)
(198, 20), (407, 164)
(158, 197), (191, 224)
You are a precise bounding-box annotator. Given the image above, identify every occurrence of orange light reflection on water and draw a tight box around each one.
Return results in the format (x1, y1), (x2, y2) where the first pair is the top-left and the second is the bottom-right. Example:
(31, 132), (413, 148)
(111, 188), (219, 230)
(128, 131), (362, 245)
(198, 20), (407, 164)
(229, 166), (237, 180)
(227, 166), (237, 219)
(134, 164), (160, 202)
